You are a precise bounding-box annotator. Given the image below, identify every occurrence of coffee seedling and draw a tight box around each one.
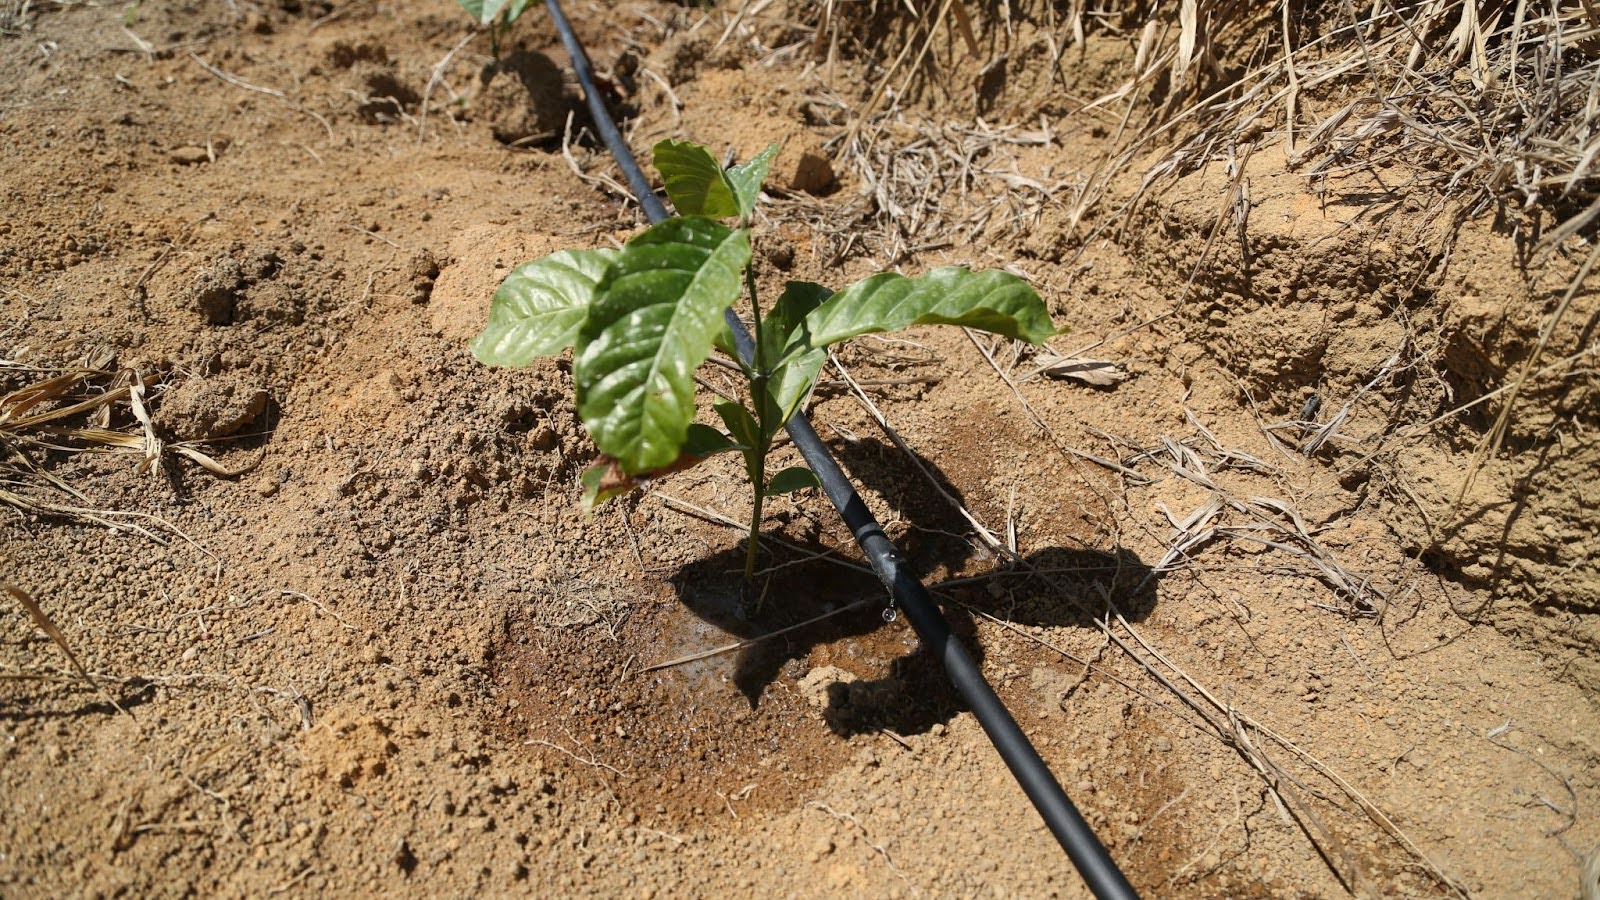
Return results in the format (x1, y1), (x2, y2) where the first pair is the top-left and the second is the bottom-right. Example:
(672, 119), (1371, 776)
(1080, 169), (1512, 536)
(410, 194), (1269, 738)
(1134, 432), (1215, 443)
(473, 139), (1055, 578)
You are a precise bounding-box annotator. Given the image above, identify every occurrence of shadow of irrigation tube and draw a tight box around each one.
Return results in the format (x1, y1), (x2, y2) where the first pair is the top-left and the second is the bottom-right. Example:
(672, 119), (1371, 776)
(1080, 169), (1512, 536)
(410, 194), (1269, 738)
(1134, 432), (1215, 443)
(543, 3), (1138, 896)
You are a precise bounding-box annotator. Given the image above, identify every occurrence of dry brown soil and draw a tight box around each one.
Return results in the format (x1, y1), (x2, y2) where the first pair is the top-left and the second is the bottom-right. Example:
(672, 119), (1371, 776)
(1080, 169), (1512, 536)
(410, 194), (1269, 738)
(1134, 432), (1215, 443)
(3, 2), (1597, 897)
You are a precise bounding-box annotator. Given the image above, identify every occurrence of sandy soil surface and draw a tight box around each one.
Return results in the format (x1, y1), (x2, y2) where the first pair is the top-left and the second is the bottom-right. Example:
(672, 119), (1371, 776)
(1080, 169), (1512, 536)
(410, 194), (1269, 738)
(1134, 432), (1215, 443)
(3, 1), (1597, 897)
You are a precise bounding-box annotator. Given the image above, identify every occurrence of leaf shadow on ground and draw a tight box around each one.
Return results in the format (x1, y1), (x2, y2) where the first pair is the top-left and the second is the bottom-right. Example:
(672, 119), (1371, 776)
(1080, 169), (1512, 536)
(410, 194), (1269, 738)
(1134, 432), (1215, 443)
(667, 438), (1157, 737)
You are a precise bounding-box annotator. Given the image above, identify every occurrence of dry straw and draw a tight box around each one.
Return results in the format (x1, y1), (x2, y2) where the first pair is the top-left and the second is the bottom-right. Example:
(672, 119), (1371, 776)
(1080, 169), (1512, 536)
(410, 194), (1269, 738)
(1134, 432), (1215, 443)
(1152, 1), (1599, 247)
(814, 1), (1597, 239)
(1, 349), (256, 539)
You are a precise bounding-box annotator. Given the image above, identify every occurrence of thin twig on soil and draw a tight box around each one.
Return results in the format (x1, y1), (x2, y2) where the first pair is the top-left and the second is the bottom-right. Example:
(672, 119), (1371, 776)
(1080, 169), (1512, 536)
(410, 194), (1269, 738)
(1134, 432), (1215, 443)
(4, 581), (134, 719)
(525, 738), (626, 777)
(417, 27), (481, 143)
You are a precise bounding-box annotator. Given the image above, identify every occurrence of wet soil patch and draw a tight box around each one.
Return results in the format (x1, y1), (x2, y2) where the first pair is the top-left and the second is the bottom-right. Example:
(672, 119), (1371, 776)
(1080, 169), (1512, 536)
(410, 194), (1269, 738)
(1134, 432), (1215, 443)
(488, 550), (972, 827)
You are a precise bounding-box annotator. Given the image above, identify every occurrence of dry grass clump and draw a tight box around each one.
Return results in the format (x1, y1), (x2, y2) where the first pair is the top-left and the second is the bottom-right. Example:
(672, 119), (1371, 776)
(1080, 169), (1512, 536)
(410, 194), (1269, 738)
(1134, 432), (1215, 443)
(804, 1), (1599, 250)
(0, 0), (33, 35)
(1157, 1), (1600, 246)
(831, 117), (1071, 263)
(796, 0), (1598, 505)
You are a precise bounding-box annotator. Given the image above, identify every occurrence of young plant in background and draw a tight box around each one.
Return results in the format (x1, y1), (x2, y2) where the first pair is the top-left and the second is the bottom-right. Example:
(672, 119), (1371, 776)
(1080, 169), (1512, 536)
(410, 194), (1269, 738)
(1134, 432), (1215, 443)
(454, 0), (533, 58)
(473, 139), (1056, 579)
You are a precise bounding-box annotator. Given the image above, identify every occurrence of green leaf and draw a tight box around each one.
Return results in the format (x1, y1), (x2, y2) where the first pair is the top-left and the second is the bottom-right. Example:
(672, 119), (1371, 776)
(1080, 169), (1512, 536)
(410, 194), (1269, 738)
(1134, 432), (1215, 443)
(714, 401), (760, 449)
(574, 218), (751, 474)
(711, 321), (756, 379)
(752, 281), (832, 428)
(685, 423), (742, 455)
(455, 0), (527, 26)
(653, 140), (739, 219)
(765, 466), (820, 496)
(715, 401), (764, 486)
(471, 249), (618, 367)
(765, 349), (825, 427)
(725, 144), (780, 219)
(760, 281), (831, 371)
(580, 461), (633, 511)
(454, 0), (498, 25)
(800, 267), (1055, 351)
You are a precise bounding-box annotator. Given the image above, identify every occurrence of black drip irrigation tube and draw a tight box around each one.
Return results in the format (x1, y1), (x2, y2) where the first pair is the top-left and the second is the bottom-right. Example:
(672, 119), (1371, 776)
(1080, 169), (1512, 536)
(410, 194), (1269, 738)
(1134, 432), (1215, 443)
(544, 3), (1139, 897)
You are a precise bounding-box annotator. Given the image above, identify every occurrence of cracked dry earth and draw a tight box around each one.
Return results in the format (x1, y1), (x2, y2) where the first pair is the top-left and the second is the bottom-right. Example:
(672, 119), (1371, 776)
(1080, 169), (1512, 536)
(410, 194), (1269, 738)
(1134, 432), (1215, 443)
(2, 1), (1597, 897)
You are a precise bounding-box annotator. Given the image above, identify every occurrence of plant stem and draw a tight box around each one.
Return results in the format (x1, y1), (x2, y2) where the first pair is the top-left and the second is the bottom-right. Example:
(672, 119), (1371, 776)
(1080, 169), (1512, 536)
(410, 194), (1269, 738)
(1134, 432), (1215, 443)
(744, 253), (764, 370)
(744, 444), (764, 580)
(742, 245), (766, 582)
